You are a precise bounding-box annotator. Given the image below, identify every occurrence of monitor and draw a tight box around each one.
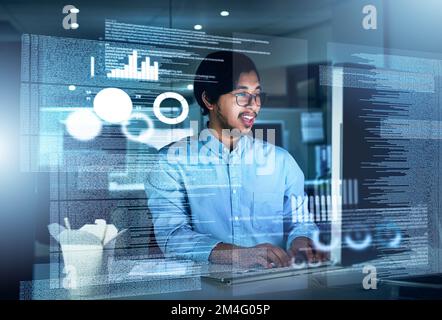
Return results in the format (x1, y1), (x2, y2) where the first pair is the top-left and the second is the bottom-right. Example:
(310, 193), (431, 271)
(328, 46), (441, 278)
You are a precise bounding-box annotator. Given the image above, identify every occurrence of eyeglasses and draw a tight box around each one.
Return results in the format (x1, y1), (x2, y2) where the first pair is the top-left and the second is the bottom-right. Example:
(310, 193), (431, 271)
(234, 92), (267, 107)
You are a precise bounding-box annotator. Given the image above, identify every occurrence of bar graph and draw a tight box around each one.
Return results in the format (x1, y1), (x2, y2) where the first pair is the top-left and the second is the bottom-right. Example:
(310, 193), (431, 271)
(107, 50), (159, 81)
(90, 56), (95, 77)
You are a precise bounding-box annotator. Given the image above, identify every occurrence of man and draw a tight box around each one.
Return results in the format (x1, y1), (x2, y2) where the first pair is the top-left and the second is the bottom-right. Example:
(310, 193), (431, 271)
(146, 51), (327, 269)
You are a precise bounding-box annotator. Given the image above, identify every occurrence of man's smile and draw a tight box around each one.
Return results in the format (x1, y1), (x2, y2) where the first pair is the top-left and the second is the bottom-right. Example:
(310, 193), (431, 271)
(239, 111), (257, 127)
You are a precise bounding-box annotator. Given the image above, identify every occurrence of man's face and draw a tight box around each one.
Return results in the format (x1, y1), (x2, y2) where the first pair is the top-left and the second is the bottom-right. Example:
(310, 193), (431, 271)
(212, 71), (261, 134)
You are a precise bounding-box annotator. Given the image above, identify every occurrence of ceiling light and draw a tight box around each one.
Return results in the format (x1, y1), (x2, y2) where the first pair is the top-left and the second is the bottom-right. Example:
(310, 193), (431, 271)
(193, 24), (203, 30)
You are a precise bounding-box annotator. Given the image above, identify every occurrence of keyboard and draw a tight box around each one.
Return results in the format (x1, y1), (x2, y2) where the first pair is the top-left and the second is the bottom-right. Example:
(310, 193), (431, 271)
(204, 261), (340, 285)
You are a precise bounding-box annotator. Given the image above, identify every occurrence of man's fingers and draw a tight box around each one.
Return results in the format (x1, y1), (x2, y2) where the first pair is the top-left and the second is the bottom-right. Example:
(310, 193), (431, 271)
(319, 250), (330, 262)
(301, 238), (321, 263)
(260, 246), (285, 267)
(256, 244), (290, 267)
(255, 256), (270, 269)
(302, 246), (315, 263)
(288, 239), (309, 262)
(287, 246), (296, 259)
(288, 238), (307, 256)
(309, 240), (329, 262)
(271, 246), (291, 267)
(239, 251), (269, 269)
(289, 238), (333, 265)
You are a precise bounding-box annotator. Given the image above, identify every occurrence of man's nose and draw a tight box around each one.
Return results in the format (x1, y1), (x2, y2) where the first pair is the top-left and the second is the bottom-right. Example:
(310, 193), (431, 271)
(246, 96), (260, 110)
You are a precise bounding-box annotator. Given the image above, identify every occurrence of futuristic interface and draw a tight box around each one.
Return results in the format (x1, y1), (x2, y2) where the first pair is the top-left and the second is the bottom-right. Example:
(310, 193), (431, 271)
(1, 0), (441, 303)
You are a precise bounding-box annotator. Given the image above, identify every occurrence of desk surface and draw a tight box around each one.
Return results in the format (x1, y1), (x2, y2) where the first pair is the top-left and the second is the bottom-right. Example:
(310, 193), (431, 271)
(22, 260), (401, 300)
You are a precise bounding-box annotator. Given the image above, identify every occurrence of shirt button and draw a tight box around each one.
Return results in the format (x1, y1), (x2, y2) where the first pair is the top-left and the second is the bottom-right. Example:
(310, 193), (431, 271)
(234, 216), (239, 221)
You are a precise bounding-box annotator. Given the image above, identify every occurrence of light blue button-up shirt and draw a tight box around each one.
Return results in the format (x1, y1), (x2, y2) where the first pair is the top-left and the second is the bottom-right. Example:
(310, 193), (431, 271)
(146, 128), (318, 262)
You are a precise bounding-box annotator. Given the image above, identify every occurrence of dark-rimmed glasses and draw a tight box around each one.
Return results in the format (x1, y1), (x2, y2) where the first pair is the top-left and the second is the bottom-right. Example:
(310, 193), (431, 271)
(234, 92), (267, 107)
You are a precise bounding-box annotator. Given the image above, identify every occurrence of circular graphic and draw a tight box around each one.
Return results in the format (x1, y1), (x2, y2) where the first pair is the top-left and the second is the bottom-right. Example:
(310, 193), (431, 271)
(344, 228), (372, 251)
(153, 92), (189, 125)
(375, 222), (402, 249)
(307, 260), (324, 268)
(65, 109), (102, 141)
(291, 259), (307, 270)
(121, 112), (154, 144)
(93, 87), (133, 124)
(311, 230), (340, 252)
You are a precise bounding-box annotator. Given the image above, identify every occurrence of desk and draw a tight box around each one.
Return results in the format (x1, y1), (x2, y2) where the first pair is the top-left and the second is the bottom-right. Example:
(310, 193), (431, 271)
(22, 261), (399, 300)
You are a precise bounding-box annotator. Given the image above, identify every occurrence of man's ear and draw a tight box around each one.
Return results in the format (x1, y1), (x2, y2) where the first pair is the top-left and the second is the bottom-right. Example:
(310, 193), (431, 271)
(202, 91), (215, 112)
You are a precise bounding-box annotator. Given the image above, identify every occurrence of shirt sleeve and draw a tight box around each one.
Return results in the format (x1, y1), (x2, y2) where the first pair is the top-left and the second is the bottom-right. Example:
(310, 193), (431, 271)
(282, 151), (319, 251)
(145, 149), (221, 262)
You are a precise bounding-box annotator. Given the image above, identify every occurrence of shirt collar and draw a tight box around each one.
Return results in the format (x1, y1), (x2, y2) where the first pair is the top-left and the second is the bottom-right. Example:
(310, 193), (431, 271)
(199, 122), (252, 162)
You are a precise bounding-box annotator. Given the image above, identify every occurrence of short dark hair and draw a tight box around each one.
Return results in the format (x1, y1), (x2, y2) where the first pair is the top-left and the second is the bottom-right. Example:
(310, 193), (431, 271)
(193, 51), (260, 115)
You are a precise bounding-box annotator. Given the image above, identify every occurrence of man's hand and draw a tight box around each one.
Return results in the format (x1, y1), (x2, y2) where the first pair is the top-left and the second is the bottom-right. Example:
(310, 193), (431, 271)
(288, 237), (329, 264)
(209, 242), (291, 269)
(252, 243), (291, 268)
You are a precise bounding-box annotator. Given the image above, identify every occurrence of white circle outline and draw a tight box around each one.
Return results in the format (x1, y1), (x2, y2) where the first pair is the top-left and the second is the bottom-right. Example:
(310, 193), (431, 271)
(121, 112), (154, 144)
(375, 224), (402, 248)
(311, 230), (340, 252)
(344, 234), (372, 251)
(291, 259), (307, 270)
(153, 92), (189, 125)
(307, 260), (323, 268)
(387, 233), (402, 248)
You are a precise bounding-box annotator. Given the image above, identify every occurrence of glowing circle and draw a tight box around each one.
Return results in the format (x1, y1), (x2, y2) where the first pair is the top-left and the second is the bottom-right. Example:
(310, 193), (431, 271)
(68, 85), (76, 91)
(291, 259), (307, 270)
(186, 84), (194, 90)
(387, 233), (402, 248)
(65, 109), (102, 141)
(311, 230), (340, 252)
(345, 234), (372, 251)
(121, 112), (154, 144)
(153, 92), (189, 125)
(220, 11), (230, 17)
(308, 260), (323, 268)
(93, 87), (133, 124)
(194, 24), (203, 30)
(375, 222), (402, 249)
